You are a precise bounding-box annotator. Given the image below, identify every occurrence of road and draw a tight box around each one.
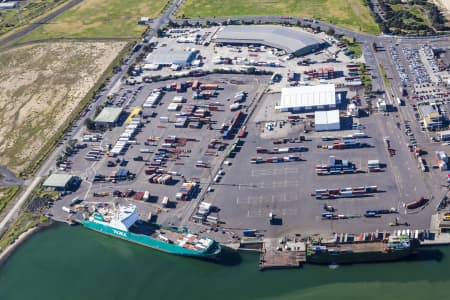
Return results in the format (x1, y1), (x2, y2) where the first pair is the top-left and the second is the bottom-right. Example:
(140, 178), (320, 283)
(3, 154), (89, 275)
(0, 0), (183, 234)
(0, 0), (84, 48)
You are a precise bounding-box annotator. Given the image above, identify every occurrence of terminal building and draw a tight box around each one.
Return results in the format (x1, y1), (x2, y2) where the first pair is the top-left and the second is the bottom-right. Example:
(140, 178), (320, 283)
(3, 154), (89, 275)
(214, 25), (326, 57)
(275, 84), (337, 113)
(314, 110), (340, 131)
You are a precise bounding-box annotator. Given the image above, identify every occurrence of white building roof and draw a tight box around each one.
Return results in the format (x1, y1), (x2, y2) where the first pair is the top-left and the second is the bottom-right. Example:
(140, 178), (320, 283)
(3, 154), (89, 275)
(438, 129), (450, 136)
(95, 107), (122, 124)
(145, 48), (197, 66)
(315, 109), (340, 125)
(215, 25), (324, 54)
(276, 84), (336, 110)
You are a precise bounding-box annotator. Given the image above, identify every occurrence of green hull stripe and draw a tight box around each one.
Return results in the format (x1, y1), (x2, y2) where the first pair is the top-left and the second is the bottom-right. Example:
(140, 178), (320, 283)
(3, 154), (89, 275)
(82, 220), (220, 258)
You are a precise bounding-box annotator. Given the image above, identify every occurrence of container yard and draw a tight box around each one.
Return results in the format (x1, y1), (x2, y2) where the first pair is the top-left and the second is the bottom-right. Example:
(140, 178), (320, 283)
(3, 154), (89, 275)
(43, 23), (449, 268)
(48, 69), (442, 241)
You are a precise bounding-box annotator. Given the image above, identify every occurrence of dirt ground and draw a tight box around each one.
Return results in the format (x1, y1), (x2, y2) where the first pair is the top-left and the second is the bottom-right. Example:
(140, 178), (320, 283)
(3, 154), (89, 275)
(432, 0), (450, 21)
(0, 41), (127, 173)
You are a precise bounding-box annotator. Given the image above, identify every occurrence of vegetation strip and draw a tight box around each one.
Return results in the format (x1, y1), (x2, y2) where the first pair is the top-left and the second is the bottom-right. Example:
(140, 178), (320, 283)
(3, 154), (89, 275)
(0, 186), (20, 214)
(19, 0), (170, 40)
(178, 0), (380, 34)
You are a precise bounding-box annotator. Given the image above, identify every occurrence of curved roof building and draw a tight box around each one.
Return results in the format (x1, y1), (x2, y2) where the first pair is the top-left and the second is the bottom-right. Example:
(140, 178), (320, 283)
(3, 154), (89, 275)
(214, 25), (326, 56)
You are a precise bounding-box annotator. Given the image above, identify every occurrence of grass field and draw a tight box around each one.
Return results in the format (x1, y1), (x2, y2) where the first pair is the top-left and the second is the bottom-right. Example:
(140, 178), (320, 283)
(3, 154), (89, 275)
(0, 0), (66, 37)
(178, 0), (379, 34)
(0, 41), (127, 173)
(0, 186), (20, 214)
(0, 212), (47, 252)
(21, 0), (169, 40)
(379, 64), (391, 88)
(341, 36), (362, 59)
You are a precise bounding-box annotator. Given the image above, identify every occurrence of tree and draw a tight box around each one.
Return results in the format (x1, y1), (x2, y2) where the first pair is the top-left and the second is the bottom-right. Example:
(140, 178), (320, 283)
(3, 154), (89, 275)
(326, 28), (335, 36)
(84, 118), (96, 131)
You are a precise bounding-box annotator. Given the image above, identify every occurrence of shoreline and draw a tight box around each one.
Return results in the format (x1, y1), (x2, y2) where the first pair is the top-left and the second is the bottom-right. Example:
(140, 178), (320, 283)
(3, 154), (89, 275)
(0, 220), (55, 267)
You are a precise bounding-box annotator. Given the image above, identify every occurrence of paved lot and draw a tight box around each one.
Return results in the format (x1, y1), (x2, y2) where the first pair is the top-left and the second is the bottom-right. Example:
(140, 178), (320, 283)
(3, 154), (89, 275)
(138, 26), (360, 93)
(45, 34), (448, 240)
(49, 74), (268, 227)
(204, 97), (439, 237)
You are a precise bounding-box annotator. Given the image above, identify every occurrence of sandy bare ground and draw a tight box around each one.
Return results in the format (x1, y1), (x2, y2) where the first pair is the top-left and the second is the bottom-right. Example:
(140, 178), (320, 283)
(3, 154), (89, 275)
(431, 0), (450, 21)
(0, 41), (126, 173)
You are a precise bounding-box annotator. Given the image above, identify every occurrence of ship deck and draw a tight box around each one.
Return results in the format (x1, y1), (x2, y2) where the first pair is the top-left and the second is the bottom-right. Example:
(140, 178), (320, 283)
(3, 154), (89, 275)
(317, 242), (387, 253)
(130, 222), (208, 252)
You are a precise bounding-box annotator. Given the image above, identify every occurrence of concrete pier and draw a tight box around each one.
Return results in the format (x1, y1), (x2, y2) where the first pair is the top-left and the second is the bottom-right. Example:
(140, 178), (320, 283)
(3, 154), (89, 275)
(259, 238), (306, 270)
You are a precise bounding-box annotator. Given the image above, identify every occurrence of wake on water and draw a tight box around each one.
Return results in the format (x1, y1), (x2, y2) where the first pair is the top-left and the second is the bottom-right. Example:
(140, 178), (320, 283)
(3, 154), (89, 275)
(328, 263), (339, 270)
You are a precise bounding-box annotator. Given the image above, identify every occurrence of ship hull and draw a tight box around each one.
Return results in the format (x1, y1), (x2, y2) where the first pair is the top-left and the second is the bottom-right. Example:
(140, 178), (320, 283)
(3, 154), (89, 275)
(307, 247), (416, 265)
(82, 220), (221, 259)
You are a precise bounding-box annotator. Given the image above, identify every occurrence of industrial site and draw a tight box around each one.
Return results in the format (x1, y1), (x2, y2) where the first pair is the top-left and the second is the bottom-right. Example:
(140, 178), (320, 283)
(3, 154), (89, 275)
(24, 22), (450, 268)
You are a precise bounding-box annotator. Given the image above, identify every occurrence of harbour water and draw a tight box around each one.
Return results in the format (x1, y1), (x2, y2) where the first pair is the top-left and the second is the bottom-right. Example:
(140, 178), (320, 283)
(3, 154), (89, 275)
(1, 224), (449, 300)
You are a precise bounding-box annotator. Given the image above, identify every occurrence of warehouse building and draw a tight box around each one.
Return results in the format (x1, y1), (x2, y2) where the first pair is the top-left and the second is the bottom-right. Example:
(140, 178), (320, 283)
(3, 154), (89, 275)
(214, 25), (325, 56)
(145, 48), (198, 66)
(94, 107), (123, 127)
(315, 110), (340, 131)
(438, 130), (450, 141)
(43, 174), (81, 191)
(419, 104), (445, 130)
(0, 2), (18, 10)
(275, 84), (337, 112)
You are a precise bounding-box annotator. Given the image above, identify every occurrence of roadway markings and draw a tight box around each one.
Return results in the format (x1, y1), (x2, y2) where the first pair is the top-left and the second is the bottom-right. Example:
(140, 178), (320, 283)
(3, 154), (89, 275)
(247, 207), (298, 217)
(238, 179), (301, 190)
(236, 193), (297, 206)
(251, 167), (300, 177)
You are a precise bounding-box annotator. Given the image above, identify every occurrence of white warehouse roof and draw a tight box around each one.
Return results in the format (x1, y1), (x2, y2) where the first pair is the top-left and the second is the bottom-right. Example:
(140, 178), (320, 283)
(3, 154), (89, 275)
(315, 110), (340, 131)
(315, 109), (340, 125)
(145, 48), (197, 66)
(95, 107), (123, 124)
(276, 84), (336, 111)
(215, 25), (324, 54)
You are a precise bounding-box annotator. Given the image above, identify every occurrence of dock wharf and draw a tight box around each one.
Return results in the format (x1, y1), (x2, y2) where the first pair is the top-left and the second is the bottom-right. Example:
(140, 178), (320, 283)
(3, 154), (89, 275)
(259, 239), (306, 271)
(420, 232), (450, 246)
(50, 215), (80, 226)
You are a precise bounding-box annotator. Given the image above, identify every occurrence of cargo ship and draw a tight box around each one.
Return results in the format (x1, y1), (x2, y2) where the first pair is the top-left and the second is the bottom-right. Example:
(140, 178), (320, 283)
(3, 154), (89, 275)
(81, 203), (221, 259)
(306, 235), (419, 264)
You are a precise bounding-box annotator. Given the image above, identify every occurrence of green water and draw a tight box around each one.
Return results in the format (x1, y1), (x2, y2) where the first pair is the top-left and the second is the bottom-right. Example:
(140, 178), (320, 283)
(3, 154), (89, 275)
(0, 224), (449, 300)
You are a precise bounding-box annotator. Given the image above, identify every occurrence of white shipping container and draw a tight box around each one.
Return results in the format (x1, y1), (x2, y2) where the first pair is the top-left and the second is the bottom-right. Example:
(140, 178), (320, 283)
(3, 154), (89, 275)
(62, 206), (72, 213)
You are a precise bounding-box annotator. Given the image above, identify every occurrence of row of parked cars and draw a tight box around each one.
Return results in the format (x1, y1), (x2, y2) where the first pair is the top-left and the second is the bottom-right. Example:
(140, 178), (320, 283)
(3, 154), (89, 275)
(402, 47), (431, 84)
(389, 46), (410, 88)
